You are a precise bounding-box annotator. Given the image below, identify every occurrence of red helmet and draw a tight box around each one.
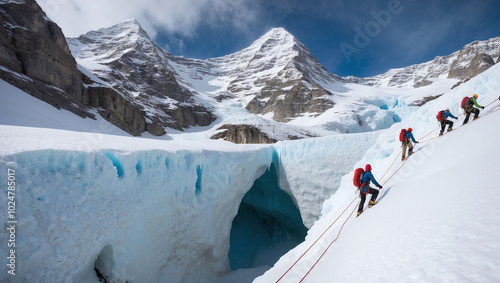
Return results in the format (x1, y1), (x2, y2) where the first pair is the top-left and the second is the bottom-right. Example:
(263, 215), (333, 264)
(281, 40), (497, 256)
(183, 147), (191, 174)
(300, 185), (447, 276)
(407, 128), (413, 132)
(365, 164), (372, 172)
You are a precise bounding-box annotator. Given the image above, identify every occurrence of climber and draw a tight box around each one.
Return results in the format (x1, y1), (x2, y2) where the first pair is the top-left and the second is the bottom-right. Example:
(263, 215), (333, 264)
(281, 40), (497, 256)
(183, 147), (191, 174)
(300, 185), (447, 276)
(401, 128), (419, 161)
(436, 108), (458, 136)
(463, 94), (484, 125)
(357, 164), (382, 217)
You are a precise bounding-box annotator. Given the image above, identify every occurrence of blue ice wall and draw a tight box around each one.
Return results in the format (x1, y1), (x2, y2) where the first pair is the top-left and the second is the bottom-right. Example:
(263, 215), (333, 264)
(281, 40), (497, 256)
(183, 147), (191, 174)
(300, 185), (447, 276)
(228, 163), (307, 270)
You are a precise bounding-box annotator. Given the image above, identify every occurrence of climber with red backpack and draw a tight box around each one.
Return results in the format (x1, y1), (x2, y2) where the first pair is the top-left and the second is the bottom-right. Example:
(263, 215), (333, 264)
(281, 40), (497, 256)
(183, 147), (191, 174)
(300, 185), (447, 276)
(400, 128), (419, 161)
(462, 94), (484, 124)
(436, 109), (458, 136)
(354, 164), (382, 217)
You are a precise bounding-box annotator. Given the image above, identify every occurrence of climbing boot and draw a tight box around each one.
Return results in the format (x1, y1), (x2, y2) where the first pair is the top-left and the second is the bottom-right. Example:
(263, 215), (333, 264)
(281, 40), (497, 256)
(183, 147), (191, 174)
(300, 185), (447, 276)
(357, 211), (362, 217)
(447, 127), (453, 132)
(368, 200), (378, 208)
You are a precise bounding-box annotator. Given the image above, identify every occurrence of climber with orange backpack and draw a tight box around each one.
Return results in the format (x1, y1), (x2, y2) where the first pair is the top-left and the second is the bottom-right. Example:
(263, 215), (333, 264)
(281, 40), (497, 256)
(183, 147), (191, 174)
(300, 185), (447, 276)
(354, 164), (382, 217)
(461, 94), (484, 124)
(436, 109), (458, 136)
(400, 128), (419, 161)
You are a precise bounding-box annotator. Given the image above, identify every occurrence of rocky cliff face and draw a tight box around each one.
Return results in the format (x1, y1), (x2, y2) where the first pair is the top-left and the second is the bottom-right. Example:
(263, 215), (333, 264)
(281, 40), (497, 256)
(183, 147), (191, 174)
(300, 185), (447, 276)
(211, 124), (278, 144)
(0, 0), (92, 117)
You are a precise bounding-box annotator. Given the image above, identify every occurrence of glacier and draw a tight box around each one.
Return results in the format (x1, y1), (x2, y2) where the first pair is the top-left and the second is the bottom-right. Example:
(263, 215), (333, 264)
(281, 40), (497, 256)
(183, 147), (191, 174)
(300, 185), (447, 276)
(0, 112), (377, 282)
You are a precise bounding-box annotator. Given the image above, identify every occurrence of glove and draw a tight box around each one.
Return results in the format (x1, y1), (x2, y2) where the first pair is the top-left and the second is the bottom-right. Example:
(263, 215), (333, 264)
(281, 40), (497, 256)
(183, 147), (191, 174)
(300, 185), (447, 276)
(415, 141), (419, 143)
(481, 106), (485, 109)
(378, 185), (383, 189)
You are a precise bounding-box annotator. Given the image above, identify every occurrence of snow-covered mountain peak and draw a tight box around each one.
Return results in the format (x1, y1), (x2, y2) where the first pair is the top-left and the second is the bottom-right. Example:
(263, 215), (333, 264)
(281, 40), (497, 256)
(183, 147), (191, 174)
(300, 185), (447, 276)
(250, 27), (296, 50)
(69, 18), (159, 65)
(77, 18), (148, 45)
(68, 19), (216, 134)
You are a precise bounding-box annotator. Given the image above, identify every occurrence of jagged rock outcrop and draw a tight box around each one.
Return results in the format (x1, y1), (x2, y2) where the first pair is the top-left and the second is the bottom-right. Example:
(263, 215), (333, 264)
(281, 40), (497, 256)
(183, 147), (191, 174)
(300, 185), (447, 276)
(449, 53), (495, 80)
(211, 124), (278, 144)
(246, 79), (334, 122)
(0, 0), (92, 117)
(87, 86), (147, 136)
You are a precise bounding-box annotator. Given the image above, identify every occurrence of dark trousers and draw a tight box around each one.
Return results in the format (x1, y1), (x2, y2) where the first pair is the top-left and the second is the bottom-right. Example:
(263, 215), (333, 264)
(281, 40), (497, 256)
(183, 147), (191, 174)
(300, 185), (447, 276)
(464, 108), (479, 124)
(358, 186), (379, 212)
(440, 120), (453, 135)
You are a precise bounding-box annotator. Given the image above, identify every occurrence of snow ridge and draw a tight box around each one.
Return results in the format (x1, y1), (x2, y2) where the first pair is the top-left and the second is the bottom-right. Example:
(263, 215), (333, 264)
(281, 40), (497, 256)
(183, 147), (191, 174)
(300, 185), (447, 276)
(362, 36), (500, 88)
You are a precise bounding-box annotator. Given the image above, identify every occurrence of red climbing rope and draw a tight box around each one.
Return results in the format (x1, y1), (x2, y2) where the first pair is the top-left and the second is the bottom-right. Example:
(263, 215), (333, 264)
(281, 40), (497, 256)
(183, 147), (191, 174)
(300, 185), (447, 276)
(275, 196), (359, 283)
(379, 149), (402, 183)
(298, 203), (359, 283)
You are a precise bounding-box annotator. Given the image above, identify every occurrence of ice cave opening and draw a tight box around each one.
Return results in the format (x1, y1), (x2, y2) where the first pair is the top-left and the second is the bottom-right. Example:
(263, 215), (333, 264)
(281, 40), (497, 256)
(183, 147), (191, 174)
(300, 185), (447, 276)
(228, 163), (308, 270)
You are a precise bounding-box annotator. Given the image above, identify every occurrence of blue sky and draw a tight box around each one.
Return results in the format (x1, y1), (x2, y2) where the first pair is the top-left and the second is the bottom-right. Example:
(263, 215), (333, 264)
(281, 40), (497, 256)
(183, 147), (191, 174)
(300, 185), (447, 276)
(39, 0), (500, 77)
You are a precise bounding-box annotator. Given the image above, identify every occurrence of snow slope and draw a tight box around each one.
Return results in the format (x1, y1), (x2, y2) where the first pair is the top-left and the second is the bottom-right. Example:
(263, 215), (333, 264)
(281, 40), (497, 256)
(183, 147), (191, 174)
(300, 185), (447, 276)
(255, 63), (500, 283)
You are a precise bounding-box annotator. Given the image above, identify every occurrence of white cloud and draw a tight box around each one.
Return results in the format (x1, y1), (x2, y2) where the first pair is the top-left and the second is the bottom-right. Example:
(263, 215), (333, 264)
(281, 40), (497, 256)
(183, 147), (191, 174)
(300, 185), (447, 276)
(37, 0), (261, 38)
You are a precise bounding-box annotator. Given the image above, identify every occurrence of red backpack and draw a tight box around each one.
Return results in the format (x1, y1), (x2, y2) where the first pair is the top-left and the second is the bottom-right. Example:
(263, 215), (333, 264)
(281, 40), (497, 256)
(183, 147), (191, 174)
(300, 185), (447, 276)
(461, 97), (469, 109)
(399, 129), (407, 142)
(436, 110), (444, 121)
(353, 168), (364, 187)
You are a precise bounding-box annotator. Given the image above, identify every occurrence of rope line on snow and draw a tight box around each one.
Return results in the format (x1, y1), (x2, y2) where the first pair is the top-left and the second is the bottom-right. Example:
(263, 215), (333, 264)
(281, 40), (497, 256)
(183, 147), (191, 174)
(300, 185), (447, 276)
(381, 157), (408, 186)
(274, 99), (500, 282)
(298, 202), (359, 283)
(484, 97), (500, 108)
(275, 196), (359, 283)
(379, 148), (403, 183)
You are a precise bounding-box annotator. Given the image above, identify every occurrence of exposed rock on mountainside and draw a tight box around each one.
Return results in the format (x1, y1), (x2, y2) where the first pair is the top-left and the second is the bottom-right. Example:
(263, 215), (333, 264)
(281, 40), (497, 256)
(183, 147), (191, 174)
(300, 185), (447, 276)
(0, 0), (93, 118)
(449, 53), (495, 80)
(87, 86), (147, 135)
(211, 124), (278, 144)
(246, 80), (334, 122)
